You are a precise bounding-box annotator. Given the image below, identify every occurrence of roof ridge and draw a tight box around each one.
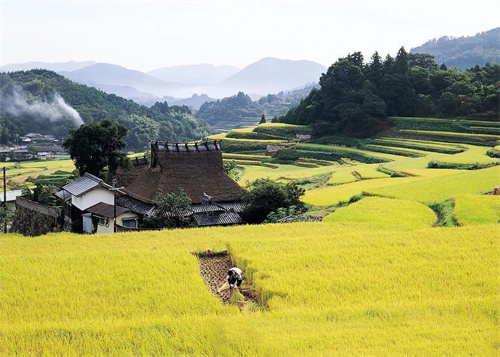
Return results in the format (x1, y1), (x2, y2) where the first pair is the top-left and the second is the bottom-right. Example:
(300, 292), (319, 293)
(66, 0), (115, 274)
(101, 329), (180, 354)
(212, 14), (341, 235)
(82, 172), (103, 183)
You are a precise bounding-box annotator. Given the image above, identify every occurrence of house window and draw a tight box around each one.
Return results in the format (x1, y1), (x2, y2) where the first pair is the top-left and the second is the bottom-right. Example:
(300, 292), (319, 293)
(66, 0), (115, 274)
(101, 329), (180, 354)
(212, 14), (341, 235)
(122, 217), (138, 228)
(98, 217), (108, 226)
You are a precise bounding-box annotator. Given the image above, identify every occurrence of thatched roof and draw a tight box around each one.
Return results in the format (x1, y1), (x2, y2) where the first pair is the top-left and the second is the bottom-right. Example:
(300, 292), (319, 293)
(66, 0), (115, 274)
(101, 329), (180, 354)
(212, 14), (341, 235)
(112, 141), (244, 204)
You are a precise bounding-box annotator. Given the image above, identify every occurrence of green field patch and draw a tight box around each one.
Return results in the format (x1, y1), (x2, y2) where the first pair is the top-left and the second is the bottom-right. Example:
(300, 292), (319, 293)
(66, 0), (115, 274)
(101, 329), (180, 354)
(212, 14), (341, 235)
(365, 144), (427, 157)
(354, 164), (391, 179)
(429, 144), (499, 165)
(324, 197), (437, 229)
(240, 164), (337, 185)
(428, 160), (500, 170)
(223, 153), (268, 161)
(294, 143), (399, 163)
(392, 117), (500, 136)
(373, 138), (465, 154)
(305, 177), (417, 206)
(231, 159), (263, 166)
(365, 165), (500, 204)
(454, 194), (500, 226)
(294, 160), (320, 168)
(396, 129), (500, 145)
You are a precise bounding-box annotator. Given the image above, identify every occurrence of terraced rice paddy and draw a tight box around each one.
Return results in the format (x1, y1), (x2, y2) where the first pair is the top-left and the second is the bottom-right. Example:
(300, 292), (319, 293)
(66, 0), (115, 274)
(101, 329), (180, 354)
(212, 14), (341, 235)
(1, 121), (499, 356)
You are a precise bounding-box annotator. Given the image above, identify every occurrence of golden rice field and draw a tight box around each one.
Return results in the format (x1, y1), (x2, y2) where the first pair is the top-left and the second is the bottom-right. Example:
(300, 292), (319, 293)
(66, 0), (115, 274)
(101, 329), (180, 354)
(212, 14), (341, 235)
(323, 197), (437, 229)
(1, 222), (498, 356)
(453, 194), (500, 226)
(365, 165), (500, 204)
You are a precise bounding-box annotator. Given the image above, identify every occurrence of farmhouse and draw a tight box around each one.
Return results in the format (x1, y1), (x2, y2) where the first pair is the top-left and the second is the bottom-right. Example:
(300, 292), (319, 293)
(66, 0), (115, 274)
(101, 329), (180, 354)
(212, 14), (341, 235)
(110, 140), (246, 228)
(57, 140), (246, 233)
(56, 172), (138, 234)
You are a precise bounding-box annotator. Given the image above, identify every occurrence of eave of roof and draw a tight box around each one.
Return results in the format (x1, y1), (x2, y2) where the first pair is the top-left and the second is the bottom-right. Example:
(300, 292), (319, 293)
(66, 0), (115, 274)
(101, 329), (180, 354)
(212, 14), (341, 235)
(85, 202), (129, 218)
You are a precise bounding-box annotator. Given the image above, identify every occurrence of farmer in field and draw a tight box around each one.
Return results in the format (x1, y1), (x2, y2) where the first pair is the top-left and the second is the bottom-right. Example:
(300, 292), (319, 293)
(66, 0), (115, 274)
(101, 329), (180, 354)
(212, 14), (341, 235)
(218, 267), (243, 292)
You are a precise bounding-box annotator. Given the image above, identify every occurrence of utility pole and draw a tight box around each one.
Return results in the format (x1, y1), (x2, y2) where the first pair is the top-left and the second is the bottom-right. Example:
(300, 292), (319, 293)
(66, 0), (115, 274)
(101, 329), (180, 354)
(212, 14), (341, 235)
(3, 167), (7, 233)
(110, 179), (124, 233)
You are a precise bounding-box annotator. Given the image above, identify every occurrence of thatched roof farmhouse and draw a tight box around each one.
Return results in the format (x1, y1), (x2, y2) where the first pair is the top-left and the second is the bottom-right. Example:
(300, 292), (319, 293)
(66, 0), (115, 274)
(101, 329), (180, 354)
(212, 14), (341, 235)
(111, 141), (246, 227)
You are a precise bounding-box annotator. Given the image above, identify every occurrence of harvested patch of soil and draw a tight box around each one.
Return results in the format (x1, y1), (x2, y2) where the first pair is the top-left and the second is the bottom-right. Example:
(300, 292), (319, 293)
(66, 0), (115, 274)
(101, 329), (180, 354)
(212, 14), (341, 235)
(195, 249), (262, 307)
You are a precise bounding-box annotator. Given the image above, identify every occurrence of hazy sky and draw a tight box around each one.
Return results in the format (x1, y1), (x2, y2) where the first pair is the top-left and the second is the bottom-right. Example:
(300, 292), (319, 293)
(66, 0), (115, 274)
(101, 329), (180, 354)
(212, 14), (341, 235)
(1, 0), (499, 72)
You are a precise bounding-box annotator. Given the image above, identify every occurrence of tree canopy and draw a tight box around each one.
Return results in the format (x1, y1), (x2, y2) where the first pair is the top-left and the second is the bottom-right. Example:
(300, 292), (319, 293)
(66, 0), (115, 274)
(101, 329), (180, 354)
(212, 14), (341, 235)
(279, 47), (499, 138)
(63, 119), (130, 178)
(240, 179), (305, 224)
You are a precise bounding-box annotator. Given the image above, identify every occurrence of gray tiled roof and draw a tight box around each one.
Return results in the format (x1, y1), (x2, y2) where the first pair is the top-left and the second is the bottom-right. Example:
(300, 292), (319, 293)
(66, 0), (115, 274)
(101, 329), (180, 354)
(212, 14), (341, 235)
(116, 195), (155, 216)
(55, 190), (72, 202)
(62, 173), (103, 197)
(191, 201), (247, 214)
(192, 212), (242, 226)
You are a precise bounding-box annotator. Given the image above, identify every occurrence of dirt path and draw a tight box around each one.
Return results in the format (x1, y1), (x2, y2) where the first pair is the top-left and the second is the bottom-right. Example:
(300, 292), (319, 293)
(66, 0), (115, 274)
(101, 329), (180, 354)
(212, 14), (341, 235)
(196, 250), (261, 306)
(197, 252), (234, 304)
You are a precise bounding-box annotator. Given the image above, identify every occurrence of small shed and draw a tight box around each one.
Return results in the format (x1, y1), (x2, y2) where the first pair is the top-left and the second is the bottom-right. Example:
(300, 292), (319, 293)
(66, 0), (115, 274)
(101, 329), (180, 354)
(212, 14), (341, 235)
(0, 190), (24, 211)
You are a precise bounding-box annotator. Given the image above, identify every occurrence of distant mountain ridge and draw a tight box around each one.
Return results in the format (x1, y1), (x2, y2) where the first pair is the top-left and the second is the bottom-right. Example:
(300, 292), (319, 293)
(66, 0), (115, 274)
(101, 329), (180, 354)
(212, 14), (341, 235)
(148, 64), (240, 85)
(2, 58), (327, 103)
(220, 57), (326, 95)
(0, 61), (96, 73)
(410, 28), (499, 70)
(59, 63), (184, 97)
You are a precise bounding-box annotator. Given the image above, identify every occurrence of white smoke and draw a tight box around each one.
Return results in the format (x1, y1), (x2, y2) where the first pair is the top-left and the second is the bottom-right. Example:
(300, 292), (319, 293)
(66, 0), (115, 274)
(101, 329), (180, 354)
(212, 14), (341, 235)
(0, 89), (83, 127)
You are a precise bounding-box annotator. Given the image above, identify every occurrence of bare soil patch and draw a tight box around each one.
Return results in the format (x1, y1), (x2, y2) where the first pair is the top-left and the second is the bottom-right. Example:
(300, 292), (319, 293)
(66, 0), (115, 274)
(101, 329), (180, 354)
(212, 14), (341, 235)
(195, 250), (261, 307)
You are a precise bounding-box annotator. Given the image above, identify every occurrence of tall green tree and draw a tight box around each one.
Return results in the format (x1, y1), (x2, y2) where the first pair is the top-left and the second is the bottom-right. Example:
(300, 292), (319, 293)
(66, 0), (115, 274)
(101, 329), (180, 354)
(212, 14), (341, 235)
(63, 119), (130, 178)
(365, 52), (384, 89)
(379, 47), (415, 116)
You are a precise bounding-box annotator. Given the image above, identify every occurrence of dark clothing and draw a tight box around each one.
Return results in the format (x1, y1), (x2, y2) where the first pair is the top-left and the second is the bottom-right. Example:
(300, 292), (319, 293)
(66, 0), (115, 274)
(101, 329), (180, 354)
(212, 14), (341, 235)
(228, 277), (242, 287)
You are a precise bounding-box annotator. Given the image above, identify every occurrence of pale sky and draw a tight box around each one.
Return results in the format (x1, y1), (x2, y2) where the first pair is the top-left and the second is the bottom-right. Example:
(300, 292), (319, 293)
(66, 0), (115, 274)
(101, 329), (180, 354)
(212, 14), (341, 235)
(1, 0), (499, 72)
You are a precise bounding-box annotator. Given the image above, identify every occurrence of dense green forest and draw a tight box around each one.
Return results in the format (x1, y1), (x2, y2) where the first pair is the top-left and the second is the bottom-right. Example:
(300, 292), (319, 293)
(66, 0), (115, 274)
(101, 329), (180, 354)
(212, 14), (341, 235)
(279, 47), (499, 138)
(196, 92), (263, 131)
(411, 28), (499, 70)
(195, 86), (316, 131)
(0, 70), (211, 151)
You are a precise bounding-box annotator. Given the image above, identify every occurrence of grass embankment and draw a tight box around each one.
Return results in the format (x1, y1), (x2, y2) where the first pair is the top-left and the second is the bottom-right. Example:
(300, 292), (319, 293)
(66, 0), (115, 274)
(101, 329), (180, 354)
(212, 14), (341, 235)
(1, 223), (498, 356)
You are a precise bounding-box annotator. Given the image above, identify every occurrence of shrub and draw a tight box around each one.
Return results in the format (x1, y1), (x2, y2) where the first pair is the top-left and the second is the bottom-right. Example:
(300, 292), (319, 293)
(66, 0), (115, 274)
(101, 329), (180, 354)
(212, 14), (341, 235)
(142, 189), (192, 229)
(241, 179), (305, 224)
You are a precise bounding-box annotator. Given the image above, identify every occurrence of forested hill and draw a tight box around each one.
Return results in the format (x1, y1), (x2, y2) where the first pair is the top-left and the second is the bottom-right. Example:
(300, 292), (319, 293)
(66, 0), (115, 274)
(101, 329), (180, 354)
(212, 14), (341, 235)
(0, 70), (211, 151)
(411, 28), (499, 70)
(279, 48), (499, 138)
(195, 86), (316, 131)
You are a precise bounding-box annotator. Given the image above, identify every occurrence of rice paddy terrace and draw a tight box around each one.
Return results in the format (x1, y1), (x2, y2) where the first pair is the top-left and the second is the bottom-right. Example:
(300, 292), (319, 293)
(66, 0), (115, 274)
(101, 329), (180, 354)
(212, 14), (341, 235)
(1, 117), (500, 356)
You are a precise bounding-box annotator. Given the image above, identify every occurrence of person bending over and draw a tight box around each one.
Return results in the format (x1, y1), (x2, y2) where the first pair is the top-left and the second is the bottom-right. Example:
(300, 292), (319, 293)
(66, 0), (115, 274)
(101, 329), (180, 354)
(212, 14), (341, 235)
(227, 267), (243, 289)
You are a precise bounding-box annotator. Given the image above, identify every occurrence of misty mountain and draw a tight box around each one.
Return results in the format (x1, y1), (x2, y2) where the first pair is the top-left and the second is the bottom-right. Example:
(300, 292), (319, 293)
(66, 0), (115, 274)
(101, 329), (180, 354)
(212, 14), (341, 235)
(148, 64), (240, 85)
(411, 28), (500, 70)
(90, 83), (158, 101)
(220, 58), (327, 95)
(0, 61), (96, 73)
(2, 58), (327, 104)
(170, 94), (216, 110)
(59, 63), (186, 97)
(0, 70), (211, 151)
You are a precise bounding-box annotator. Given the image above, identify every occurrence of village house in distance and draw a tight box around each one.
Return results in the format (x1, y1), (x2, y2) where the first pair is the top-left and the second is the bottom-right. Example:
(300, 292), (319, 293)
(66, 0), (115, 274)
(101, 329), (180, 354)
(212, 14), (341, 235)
(57, 140), (246, 233)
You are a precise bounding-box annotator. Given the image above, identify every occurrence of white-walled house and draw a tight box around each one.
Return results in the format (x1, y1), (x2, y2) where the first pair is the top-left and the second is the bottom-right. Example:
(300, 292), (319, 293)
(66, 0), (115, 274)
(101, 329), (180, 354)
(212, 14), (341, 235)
(84, 202), (139, 234)
(56, 173), (135, 234)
